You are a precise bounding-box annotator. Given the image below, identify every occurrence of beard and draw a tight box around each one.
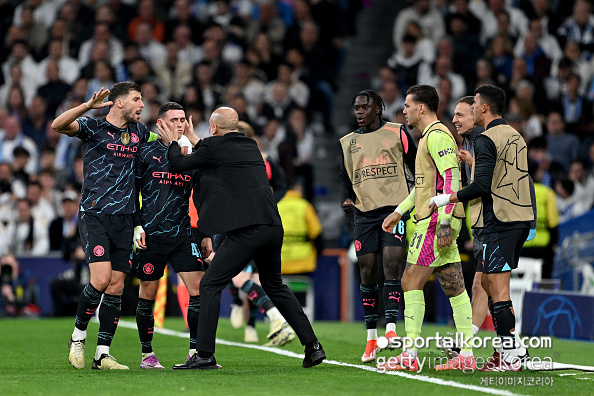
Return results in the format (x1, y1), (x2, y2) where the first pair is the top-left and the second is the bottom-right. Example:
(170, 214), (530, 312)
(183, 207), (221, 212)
(123, 107), (139, 124)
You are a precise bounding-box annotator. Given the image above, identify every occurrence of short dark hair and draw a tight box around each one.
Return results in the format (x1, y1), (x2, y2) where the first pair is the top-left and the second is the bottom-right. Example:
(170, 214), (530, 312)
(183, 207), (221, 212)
(474, 84), (506, 116)
(158, 102), (184, 119)
(13, 147), (30, 158)
(107, 81), (142, 104)
(351, 89), (385, 118)
(406, 85), (439, 113)
(457, 96), (474, 106)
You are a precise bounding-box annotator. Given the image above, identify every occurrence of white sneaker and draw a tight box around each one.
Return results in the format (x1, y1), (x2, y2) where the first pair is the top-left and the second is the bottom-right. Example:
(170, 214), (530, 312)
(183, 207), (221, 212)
(267, 318), (286, 340)
(230, 304), (244, 329)
(264, 326), (295, 347)
(68, 338), (85, 369)
(245, 325), (259, 342)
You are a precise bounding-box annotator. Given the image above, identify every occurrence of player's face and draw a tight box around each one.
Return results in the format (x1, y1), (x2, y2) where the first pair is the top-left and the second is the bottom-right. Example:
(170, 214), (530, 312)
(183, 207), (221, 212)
(353, 95), (379, 129)
(121, 90), (144, 124)
(452, 102), (474, 135)
(403, 94), (421, 128)
(471, 93), (484, 126)
(161, 109), (186, 140)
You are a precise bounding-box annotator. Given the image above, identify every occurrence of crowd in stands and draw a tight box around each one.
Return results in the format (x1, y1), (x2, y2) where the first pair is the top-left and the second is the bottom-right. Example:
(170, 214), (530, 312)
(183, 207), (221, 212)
(377, 0), (594, 232)
(0, 0), (360, 259)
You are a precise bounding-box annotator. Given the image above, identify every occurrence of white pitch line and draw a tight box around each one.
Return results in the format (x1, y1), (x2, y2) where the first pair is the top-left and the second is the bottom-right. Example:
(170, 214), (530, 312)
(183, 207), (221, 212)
(118, 320), (523, 396)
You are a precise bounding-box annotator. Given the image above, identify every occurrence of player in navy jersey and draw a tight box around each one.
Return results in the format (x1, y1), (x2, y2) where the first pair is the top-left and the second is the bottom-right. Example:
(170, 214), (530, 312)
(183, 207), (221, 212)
(132, 102), (205, 369)
(52, 81), (149, 370)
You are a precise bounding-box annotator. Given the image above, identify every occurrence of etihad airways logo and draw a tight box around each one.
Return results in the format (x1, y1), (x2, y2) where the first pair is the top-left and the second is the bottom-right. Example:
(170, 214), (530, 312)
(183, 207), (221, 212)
(152, 171), (191, 185)
(106, 143), (138, 158)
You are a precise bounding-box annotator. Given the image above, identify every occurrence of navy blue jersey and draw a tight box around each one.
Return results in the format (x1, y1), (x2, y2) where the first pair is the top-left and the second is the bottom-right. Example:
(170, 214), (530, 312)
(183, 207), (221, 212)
(135, 140), (196, 237)
(76, 117), (150, 215)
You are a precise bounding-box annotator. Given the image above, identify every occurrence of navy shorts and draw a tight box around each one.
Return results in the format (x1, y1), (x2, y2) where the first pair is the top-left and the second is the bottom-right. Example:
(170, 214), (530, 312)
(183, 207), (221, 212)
(79, 213), (134, 272)
(136, 233), (204, 281)
(480, 228), (529, 273)
(472, 228), (484, 273)
(353, 219), (407, 256)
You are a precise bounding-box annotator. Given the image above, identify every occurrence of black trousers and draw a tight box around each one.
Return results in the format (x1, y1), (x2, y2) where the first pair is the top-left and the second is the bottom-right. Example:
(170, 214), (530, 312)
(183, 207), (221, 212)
(198, 224), (317, 353)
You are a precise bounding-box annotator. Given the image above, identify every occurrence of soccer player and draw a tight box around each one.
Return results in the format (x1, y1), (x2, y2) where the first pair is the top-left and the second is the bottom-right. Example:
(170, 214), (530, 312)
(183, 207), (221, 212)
(381, 85), (474, 371)
(340, 89), (416, 362)
(133, 102), (205, 369)
(52, 82), (150, 370)
(159, 107), (325, 370)
(430, 84), (533, 371)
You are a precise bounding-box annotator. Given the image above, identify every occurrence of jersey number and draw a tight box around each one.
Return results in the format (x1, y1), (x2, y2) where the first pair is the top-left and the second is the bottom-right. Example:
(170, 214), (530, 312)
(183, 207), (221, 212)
(410, 232), (424, 250)
(191, 243), (200, 258)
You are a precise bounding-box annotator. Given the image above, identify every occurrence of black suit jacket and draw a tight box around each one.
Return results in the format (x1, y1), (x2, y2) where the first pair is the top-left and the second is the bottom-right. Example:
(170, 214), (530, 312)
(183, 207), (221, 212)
(168, 132), (282, 236)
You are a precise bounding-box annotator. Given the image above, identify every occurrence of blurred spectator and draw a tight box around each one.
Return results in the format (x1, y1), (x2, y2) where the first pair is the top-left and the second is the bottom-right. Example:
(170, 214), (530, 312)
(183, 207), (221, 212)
(260, 118), (286, 161)
(545, 111), (580, 172)
(26, 180), (55, 224)
(265, 61), (309, 109)
(78, 22), (124, 70)
(153, 41), (192, 102)
(260, 81), (298, 124)
(165, 0), (205, 44)
(527, 136), (565, 188)
(173, 24), (202, 64)
(43, 18), (80, 60)
(531, 0), (565, 37)
(38, 169), (61, 216)
(127, 0), (165, 43)
(17, 5), (47, 61)
(0, 161), (25, 200)
(134, 22), (167, 68)
(449, 13), (483, 87)
(248, 0), (287, 53)
(555, 177), (576, 223)
(232, 58), (266, 123)
(86, 60), (115, 117)
(49, 189), (79, 253)
(14, 198), (49, 256)
(250, 32), (281, 82)
(278, 179), (322, 275)
(0, 116), (38, 175)
(200, 39), (234, 86)
(37, 39), (80, 86)
(12, 0), (61, 29)
(445, 0), (482, 37)
(282, 107), (315, 203)
(513, 79), (544, 139)
(2, 84), (29, 120)
(471, 58), (497, 90)
(379, 79), (404, 122)
(59, 0), (95, 44)
(1, 41), (39, 104)
(568, 159), (594, 215)
(556, 0), (594, 57)
(470, 0), (528, 45)
(37, 61), (72, 118)
(514, 19), (563, 63)
(0, 253), (39, 317)
(522, 161), (560, 279)
(192, 60), (224, 116)
(393, 0), (445, 48)
(517, 31), (552, 80)
(418, 55), (467, 101)
(551, 72), (594, 140)
(21, 95), (50, 150)
(203, 23), (244, 65)
(544, 56), (572, 102)
(386, 34), (424, 93)
(485, 33), (515, 81)
(560, 41), (591, 93)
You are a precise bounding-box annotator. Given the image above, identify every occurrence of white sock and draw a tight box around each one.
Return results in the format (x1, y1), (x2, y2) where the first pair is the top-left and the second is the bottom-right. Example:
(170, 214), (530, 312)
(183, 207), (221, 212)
(266, 307), (282, 322)
(460, 350), (474, 357)
(367, 328), (377, 341)
(512, 332), (527, 355)
(472, 324), (480, 337)
(95, 345), (109, 360)
(406, 348), (417, 358)
(142, 352), (155, 359)
(189, 349), (196, 357)
(72, 328), (86, 341)
(386, 323), (396, 334)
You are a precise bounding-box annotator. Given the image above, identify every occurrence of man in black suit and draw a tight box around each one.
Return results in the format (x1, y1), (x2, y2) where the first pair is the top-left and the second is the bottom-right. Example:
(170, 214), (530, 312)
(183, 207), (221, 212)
(157, 106), (325, 370)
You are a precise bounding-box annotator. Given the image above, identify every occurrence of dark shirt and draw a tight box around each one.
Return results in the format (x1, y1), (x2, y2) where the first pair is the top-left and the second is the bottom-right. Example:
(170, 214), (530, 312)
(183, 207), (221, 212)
(461, 126), (485, 186)
(134, 140), (196, 237)
(75, 116), (149, 215)
(457, 118), (531, 231)
(168, 132), (282, 236)
(340, 120), (417, 224)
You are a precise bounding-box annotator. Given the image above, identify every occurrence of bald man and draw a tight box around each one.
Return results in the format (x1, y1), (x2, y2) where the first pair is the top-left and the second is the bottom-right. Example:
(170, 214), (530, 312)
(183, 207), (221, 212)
(157, 107), (325, 370)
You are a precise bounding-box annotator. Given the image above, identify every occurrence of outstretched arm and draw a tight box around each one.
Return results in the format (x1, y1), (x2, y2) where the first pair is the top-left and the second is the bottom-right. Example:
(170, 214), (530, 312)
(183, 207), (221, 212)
(51, 87), (113, 136)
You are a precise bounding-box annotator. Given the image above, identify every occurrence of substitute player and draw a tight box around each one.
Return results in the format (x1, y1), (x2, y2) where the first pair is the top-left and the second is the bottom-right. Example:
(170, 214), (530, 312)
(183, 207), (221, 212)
(133, 102), (205, 369)
(340, 89), (416, 362)
(52, 82), (150, 370)
(381, 85), (474, 371)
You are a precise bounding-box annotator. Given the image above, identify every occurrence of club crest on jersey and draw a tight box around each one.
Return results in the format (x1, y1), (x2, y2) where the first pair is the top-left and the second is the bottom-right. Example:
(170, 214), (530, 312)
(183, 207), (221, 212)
(131, 133), (139, 143)
(121, 132), (130, 144)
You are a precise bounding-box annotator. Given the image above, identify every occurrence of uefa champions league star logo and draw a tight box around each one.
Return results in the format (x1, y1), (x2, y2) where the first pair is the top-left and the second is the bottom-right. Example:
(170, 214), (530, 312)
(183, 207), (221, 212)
(532, 296), (583, 339)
